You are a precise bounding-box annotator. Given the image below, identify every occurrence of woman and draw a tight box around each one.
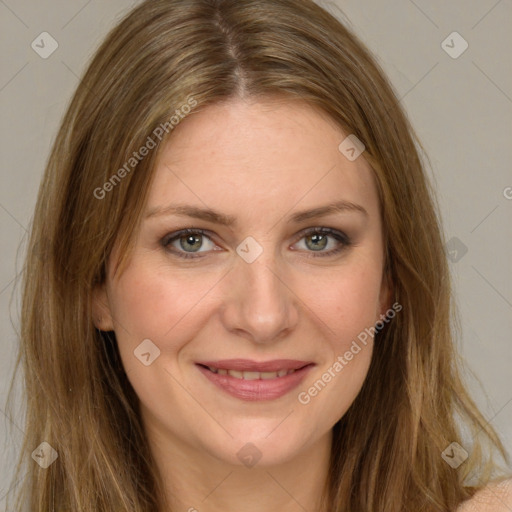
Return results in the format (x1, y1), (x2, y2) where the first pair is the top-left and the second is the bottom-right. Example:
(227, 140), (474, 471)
(10, 0), (511, 510)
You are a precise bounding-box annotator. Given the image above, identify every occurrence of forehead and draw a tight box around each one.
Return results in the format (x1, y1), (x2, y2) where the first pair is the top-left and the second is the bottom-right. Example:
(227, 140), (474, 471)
(146, 97), (380, 221)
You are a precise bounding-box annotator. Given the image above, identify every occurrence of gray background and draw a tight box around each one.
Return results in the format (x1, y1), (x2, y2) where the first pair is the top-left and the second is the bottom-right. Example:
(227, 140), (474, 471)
(1, 0), (511, 507)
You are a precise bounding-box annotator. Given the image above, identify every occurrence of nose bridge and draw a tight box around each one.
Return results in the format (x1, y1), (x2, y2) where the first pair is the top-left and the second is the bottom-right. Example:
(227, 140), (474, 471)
(221, 243), (298, 343)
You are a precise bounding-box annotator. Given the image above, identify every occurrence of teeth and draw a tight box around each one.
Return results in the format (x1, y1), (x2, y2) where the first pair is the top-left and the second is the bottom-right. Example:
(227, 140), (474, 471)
(206, 366), (297, 380)
(242, 371), (260, 380)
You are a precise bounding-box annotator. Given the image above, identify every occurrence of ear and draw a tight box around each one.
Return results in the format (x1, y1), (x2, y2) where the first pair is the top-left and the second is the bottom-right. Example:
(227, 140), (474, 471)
(377, 267), (394, 319)
(92, 283), (115, 331)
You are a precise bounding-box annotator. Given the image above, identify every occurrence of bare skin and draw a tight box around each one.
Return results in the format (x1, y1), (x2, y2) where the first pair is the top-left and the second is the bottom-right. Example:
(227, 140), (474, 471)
(457, 478), (512, 511)
(93, 96), (420, 511)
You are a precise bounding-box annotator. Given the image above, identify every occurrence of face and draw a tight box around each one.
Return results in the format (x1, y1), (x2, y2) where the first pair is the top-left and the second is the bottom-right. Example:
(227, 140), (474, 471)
(93, 97), (391, 468)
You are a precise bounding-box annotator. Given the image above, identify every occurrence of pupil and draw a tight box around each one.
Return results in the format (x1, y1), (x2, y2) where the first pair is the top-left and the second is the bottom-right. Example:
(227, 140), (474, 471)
(308, 233), (327, 251)
(181, 234), (201, 252)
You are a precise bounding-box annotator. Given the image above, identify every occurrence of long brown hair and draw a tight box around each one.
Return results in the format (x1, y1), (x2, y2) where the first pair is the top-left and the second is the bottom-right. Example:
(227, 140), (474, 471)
(9, 0), (509, 510)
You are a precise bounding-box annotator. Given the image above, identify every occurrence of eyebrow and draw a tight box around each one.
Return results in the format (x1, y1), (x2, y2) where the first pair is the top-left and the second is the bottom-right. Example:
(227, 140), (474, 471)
(144, 200), (368, 226)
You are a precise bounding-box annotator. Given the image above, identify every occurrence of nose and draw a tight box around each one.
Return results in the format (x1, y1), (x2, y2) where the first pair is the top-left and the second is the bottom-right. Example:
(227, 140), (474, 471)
(219, 249), (300, 345)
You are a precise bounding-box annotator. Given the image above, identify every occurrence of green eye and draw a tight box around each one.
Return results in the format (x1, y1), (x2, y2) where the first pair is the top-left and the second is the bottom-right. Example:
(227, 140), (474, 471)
(161, 227), (351, 260)
(162, 229), (215, 258)
(294, 227), (351, 258)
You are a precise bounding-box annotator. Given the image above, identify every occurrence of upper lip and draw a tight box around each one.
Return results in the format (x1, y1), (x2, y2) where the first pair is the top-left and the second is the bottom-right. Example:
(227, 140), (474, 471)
(196, 359), (313, 372)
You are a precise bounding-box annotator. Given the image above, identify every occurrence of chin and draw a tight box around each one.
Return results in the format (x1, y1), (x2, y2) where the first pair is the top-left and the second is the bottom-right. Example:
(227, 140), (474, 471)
(201, 419), (320, 469)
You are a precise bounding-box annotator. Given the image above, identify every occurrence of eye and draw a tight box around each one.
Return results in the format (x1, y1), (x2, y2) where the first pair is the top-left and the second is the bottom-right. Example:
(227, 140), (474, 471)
(161, 229), (218, 259)
(161, 227), (352, 260)
(292, 227), (352, 258)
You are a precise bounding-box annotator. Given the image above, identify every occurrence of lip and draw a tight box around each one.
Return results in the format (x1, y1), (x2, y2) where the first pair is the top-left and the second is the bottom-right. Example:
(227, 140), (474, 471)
(196, 359), (312, 372)
(196, 360), (315, 401)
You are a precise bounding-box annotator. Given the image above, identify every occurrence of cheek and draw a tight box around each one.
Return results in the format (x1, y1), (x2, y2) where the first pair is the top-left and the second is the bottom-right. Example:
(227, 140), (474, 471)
(107, 265), (220, 415)
(301, 261), (383, 341)
(109, 262), (221, 338)
(106, 264), (218, 380)
(293, 264), (381, 421)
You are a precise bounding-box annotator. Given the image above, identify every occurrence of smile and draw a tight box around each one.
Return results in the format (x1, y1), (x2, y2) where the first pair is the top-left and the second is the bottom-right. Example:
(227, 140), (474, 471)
(195, 359), (315, 401)
(204, 366), (298, 380)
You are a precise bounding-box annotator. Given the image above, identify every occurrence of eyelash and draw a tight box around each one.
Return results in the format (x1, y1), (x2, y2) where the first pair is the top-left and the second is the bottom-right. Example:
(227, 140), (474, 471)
(161, 227), (352, 260)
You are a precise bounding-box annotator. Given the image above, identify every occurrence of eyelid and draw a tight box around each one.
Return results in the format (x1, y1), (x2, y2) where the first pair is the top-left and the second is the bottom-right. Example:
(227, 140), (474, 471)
(295, 226), (350, 244)
(161, 226), (351, 259)
(291, 226), (351, 258)
(161, 228), (215, 254)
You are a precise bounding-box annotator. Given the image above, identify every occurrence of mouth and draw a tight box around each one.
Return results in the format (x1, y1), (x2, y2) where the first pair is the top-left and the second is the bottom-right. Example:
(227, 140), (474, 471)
(195, 359), (315, 401)
(201, 366), (299, 380)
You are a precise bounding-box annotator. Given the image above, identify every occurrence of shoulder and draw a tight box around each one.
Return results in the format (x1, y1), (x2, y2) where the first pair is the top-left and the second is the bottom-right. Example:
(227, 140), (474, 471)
(457, 478), (512, 512)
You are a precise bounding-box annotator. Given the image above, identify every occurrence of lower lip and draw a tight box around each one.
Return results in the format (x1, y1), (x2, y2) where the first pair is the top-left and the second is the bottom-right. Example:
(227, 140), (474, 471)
(196, 364), (314, 401)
